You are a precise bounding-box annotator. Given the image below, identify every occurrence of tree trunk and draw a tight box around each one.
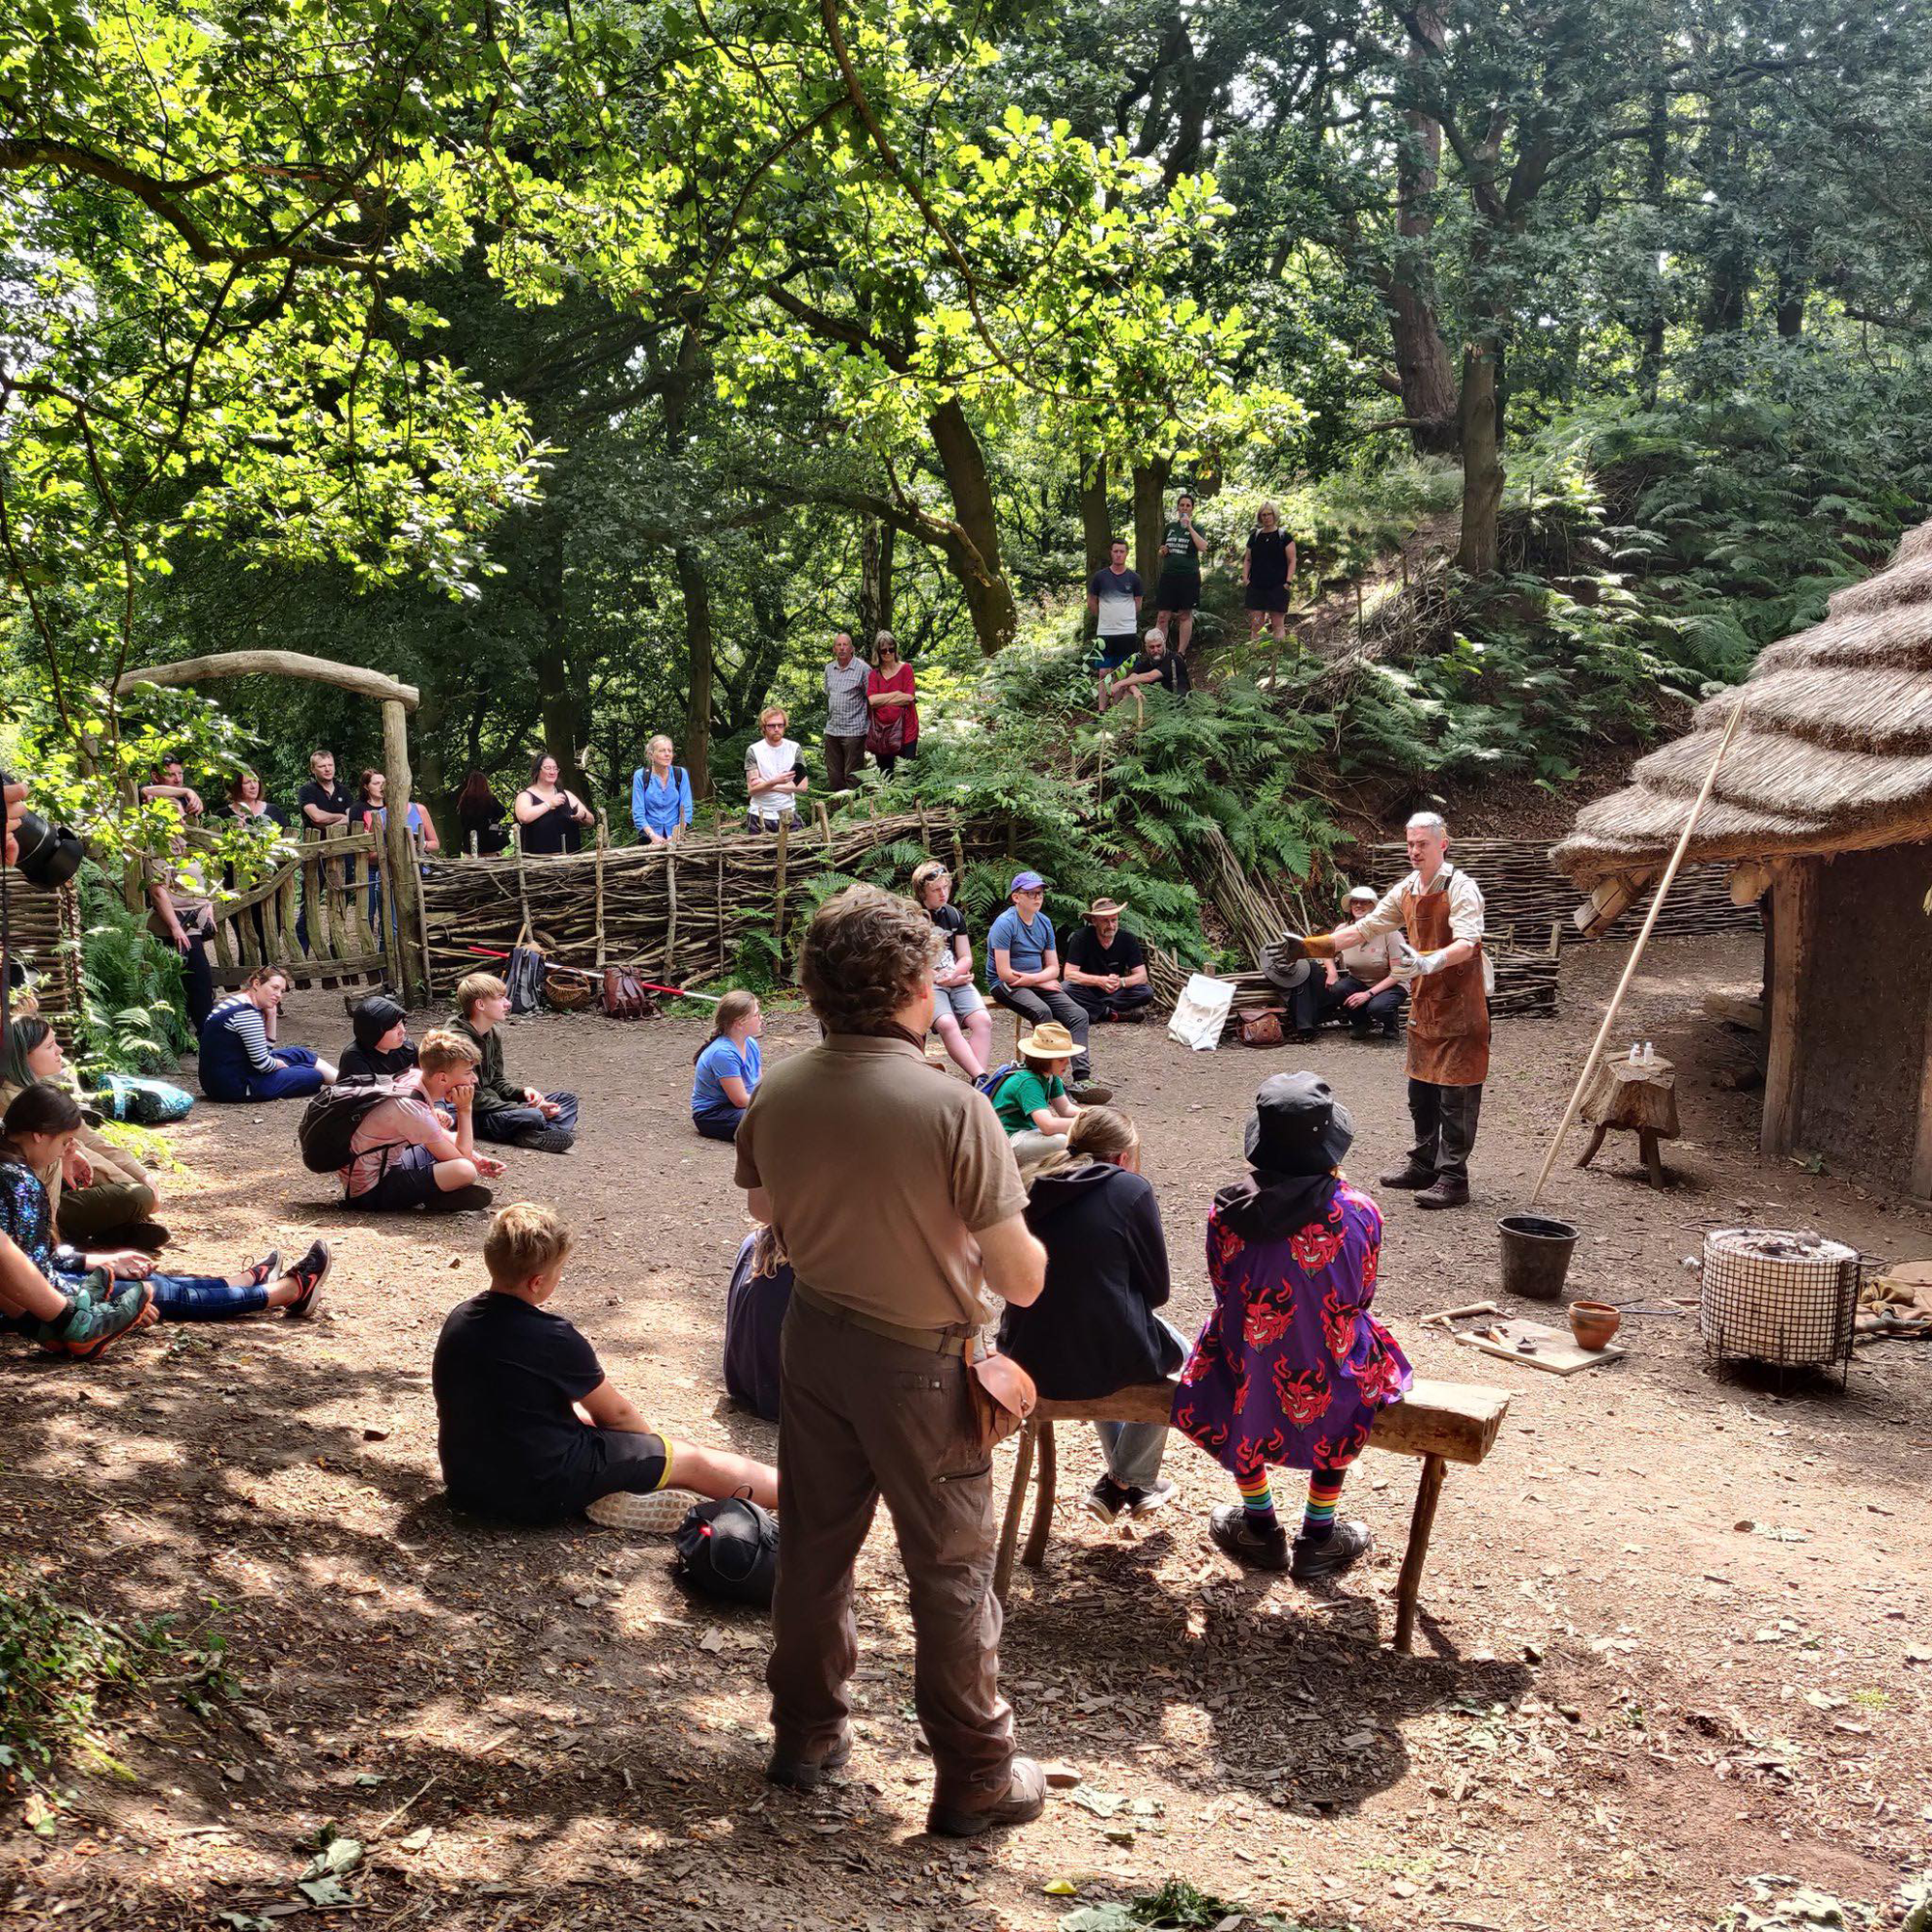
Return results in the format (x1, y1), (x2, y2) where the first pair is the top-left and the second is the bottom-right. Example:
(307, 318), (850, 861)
(1387, 16), (1461, 457)
(857, 516), (895, 647)
(1132, 457), (1172, 591)
(1775, 270), (1805, 339)
(1635, 89), (1668, 409)
(926, 399), (1016, 656)
(1078, 455), (1113, 582)
(676, 547), (714, 801)
(1455, 341), (1504, 577)
(531, 523), (590, 798)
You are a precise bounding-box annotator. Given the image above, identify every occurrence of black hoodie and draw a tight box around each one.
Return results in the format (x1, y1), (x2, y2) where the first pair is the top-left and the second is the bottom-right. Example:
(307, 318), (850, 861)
(339, 997), (417, 1083)
(997, 1160), (1184, 1401)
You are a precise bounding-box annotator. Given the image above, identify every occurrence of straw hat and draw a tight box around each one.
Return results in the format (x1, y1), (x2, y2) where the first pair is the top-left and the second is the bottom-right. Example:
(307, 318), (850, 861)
(1017, 1022), (1079, 1062)
(1085, 896), (1128, 920)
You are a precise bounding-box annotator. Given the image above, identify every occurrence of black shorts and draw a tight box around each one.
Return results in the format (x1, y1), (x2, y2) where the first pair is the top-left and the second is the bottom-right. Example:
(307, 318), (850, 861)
(1092, 635), (1138, 671)
(447, 1429), (670, 1526)
(1244, 583), (1289, 612)
(1155, 571), (1200, 611)
(345, 1145), (440, 1212)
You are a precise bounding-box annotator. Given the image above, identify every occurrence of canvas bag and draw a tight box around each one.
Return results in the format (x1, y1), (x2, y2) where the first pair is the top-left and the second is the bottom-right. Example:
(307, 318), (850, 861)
(1167, 972), (1236, 1051)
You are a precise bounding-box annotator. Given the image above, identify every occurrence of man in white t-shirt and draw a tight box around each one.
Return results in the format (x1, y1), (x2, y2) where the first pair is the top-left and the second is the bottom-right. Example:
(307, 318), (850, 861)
(1085, 538), (1143, 699)
(745, 705), (810, 832)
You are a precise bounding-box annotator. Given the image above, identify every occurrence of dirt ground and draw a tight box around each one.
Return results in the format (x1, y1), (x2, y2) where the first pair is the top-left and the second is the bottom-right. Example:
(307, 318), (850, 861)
(3, 932), (1928, 1932)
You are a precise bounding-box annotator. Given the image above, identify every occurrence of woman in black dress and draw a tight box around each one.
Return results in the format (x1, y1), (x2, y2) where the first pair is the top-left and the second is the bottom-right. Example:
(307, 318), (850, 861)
(1241, 501), (1297, 643)
(455, 772), (511, 856)
(512, 753), (594, 855)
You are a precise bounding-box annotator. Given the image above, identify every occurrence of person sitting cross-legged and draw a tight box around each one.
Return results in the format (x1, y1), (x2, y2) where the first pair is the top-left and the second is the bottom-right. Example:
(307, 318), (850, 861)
(691, 991), (762, 1142)
(200, 968), (337, 1102)
(449, 973), (580, 1153)
(987, 1023), (1081, 1167)
(433, 1203), (777, 1526)
(339, 1029), (500, 1214)
(985, 871), (1107, 1101)
(998, 1106), (1184, 1524)
(338, 994), (419, 1083)
(1062, 897), (1154, 1026)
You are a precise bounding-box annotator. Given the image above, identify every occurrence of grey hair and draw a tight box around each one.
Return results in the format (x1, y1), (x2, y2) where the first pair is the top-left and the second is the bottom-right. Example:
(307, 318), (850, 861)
(874, 629), (898, 655)
(1144, 626), (1166, 646)
(1406, 810), (1448, 837)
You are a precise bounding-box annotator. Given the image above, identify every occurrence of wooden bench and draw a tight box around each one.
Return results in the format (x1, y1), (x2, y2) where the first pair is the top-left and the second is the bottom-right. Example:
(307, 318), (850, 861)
(992, 1375), (1511, 1653)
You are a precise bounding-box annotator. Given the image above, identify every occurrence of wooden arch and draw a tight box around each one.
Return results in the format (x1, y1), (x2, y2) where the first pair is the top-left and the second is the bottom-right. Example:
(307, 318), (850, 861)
(116, 650), (428, 1002)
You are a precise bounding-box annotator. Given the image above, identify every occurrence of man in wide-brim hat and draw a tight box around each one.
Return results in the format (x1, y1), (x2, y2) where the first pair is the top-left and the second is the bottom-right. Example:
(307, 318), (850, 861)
(1063, 896), (1154, 1027)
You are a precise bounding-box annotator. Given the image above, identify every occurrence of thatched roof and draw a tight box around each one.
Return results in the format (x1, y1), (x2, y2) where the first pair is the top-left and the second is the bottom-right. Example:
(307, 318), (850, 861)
(1553, 521), (1932, 884)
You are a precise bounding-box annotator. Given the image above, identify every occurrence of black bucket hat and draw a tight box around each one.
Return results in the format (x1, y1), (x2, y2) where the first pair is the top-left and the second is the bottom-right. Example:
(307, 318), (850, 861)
(351, 994), (408, 1052)
(1243, 1070), (1354, 1176)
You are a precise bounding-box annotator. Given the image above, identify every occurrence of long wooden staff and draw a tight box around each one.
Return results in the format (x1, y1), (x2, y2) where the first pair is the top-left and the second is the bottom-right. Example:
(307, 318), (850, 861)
(1527, 699), (1747, 1206)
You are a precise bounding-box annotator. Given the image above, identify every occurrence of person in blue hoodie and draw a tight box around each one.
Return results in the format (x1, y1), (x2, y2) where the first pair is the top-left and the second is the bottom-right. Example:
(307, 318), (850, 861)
(997, 1106), (1184, 1524)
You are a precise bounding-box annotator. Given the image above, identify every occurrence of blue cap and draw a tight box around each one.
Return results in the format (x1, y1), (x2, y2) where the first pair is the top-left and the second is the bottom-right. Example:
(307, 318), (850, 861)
(1010, 870), (1045, 894)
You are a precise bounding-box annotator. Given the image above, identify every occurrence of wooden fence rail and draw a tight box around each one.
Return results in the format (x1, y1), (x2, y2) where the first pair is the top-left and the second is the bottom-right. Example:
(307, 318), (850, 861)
(200, 825), (396, 991)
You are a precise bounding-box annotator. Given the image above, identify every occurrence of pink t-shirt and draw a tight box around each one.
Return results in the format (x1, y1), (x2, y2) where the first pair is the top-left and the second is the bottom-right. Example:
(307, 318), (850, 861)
(341, 1094), (442, 1198)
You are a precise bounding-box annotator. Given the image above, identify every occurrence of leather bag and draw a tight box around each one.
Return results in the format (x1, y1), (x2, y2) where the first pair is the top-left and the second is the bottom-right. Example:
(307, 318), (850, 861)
(966, 1345), (1037, 1452)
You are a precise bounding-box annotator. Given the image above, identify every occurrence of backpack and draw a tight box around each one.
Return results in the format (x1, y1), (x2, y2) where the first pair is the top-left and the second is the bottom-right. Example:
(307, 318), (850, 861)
(671, 1495), (779, 1606)
(974, 1060), (1021, 1100)
(296, 1077), (414, 1175)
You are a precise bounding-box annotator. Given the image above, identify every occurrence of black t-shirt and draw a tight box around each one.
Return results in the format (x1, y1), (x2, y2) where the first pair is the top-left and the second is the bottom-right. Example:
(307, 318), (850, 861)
(927, 902), (967, 963)
(1128, 649), (1191, 696)
(433, 1293), (604, 1512)
(297, 780), (354, 831)
(1246, 527), (1293, 590)
(1065, 924), (1147, 980)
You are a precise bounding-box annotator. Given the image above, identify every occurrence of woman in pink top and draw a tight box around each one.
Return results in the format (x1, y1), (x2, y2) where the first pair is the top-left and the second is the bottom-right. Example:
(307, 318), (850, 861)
(865, 631), (919, 777)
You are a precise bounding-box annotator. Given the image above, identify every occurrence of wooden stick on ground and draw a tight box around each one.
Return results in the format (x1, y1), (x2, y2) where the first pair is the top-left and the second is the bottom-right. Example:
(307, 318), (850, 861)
(1528, 699), (1747, 1206)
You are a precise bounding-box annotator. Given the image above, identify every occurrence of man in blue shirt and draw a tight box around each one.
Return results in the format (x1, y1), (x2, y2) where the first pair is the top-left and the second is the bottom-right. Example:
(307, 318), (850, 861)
(985, 871), (1109, 1099)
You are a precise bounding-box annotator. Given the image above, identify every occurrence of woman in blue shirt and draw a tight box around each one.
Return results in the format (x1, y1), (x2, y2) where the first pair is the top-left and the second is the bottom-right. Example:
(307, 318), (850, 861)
(632, 734), (696, 845)
(691, 991), (762, 1140)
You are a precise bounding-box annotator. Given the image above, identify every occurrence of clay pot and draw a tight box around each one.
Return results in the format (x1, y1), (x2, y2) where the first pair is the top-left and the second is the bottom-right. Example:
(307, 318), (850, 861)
(1569, 1300), (1622, 1350)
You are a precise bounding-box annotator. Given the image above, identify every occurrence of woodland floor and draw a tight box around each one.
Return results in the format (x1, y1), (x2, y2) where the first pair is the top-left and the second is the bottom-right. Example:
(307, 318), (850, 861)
(3, 933), (1928, 1931)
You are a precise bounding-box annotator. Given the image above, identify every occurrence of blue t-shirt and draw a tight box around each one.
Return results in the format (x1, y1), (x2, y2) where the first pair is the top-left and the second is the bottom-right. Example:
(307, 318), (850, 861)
(986, 906), (1056, 992)
(693, 1035), (761, 1115)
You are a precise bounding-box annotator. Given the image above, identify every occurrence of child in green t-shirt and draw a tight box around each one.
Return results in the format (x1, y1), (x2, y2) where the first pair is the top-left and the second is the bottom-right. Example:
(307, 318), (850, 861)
(990, 1023), (1081, 1167)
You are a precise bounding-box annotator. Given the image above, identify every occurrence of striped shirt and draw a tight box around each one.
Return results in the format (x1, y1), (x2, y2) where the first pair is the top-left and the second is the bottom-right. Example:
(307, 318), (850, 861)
(205, 995), (278, 1072)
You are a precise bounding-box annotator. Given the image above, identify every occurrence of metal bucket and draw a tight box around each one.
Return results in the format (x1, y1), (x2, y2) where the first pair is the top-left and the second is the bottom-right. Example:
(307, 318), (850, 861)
(1497, 1213), (1580, 1301)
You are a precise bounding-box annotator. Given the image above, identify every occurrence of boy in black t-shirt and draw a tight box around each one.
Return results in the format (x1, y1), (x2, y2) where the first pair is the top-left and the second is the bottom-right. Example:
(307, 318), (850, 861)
(1063, 897), (1155, 1024)
(433, 1204), (777, 1525)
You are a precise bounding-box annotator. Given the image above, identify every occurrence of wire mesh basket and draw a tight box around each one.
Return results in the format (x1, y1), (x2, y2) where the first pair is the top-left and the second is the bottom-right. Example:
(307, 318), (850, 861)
(1699, 1227), (1858, 1375)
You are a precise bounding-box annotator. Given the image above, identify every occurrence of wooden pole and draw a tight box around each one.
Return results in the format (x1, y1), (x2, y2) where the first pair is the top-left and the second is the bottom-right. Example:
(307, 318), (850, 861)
(1528, 699), (1747, 1205)
(594, 814), (609, 972)
(381, 697), (428, 1004)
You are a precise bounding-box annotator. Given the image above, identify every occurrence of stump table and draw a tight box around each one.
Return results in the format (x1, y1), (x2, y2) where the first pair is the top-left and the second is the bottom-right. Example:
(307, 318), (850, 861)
(1576, 1054), (1680, 1187)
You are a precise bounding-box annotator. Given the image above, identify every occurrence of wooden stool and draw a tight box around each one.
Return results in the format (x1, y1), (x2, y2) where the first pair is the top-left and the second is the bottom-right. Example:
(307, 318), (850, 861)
(1576, 1054), (1680, 1187)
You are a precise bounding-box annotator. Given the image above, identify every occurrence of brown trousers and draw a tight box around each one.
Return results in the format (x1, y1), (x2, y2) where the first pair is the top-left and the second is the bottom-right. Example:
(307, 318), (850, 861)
(822, 733), (867, 794)
(767, 1293), (1014, 1805)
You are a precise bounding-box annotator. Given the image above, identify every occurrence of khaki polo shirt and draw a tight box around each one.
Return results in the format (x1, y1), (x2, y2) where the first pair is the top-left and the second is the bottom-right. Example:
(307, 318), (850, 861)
(734, 1034), (1028, 1330)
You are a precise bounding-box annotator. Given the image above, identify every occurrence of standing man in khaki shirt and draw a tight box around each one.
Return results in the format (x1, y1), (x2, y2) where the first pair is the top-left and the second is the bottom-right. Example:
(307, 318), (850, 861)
(736, 885), (1050, 1836)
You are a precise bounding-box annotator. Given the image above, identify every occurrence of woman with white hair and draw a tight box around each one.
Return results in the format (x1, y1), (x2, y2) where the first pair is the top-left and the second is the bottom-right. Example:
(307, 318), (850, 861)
(631, 734), (695, 845)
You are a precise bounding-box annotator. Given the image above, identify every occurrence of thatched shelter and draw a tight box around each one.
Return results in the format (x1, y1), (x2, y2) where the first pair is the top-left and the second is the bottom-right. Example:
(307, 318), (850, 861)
(1553, 520), (1932, 1193)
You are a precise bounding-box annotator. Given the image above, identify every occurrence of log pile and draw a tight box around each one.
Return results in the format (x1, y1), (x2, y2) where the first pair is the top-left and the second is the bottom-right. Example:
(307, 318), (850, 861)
(1361, 838), (1757, 943)
(419, 810), (1006, 995)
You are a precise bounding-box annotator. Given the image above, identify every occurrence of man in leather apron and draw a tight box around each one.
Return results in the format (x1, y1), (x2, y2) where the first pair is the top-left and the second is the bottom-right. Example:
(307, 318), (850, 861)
(1284, 812), (1489, 1209)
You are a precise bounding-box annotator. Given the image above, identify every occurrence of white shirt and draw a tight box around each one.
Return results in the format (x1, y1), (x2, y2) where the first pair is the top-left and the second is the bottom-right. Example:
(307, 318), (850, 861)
(1353, 861), (1486, 946)
(1336, 928), (1404, 983)
(746, 736), (802, 823)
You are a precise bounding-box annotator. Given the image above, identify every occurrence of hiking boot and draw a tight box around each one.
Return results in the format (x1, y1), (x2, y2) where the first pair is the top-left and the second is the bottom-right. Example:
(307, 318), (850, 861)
(1081, 1477), (1128, 1524)
(1414, 1176), (1470, 1210)
(926, 1756), (1047, 1838)
(1124, 1477), (1176, 1517)
(424, 1183), (495, 1214)
(513, 1124), (576, 1154)
(767, 1729), (853, 1792)
(40, 1276), (154, 1362)
(284, 1240), (331, 1318)
(1291, 1520), (1373, 1581)
(244, 1249), (283, 1288)
(1067, 1079), (1113, 1104)
(1379, 1162), (1435, 1190)
(1208, 1503), (1291, 1573)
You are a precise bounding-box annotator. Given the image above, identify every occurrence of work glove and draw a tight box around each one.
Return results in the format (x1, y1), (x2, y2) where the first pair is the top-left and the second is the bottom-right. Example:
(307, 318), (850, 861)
(1394, 938), (1454, 978)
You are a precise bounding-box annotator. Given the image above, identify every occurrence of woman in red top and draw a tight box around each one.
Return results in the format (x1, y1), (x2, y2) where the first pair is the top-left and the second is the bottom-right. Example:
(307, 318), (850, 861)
(865, 631), (919, 778)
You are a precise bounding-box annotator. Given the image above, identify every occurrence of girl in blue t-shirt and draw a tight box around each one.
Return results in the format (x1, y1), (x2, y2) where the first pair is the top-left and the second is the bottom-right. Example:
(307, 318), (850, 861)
(691, 991), (763, 1141)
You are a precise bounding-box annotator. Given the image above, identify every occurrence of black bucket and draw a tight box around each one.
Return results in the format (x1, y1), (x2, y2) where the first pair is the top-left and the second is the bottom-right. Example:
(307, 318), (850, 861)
(1497, 1213), (1580, 1301)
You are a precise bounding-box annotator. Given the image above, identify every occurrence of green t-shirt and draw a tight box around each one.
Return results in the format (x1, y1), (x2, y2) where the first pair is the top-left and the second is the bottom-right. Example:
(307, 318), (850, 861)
(993, 1065), (1065, 1136)
(1161, 521), (1201, 578)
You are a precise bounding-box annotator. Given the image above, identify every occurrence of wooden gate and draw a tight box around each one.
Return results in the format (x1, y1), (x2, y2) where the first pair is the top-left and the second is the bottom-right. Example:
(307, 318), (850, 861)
(203, 825), (396, 991)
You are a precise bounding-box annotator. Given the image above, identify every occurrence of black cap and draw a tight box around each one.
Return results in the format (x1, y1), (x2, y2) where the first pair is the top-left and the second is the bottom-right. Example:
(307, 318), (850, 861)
(1243, 1071), (1354, 1176)
(351, 994), (407, 1051)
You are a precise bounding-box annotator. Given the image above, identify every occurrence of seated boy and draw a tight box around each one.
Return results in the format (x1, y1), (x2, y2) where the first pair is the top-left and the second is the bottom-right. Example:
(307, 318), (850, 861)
(989, 1023), (1081, 1168)
(448, 973), (581, 1153)
(340, 1029), (500, 1213)
(433, 1203), (779, 1525)
(338, 993), (418, 1082)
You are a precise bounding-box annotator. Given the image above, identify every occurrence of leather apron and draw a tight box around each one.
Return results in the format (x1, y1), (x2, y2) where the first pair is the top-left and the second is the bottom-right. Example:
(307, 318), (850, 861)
(1404, 876), (1490, 1088)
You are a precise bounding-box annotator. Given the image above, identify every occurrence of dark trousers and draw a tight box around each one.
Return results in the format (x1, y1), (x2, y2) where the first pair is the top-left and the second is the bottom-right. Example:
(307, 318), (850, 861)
(472, 1092), (580, 1144)
(768, 1293), (1014, 1809)
(991, 984), (1091, 1079)
(182, 937), (215, 1034)
(874, 742), (916, 780)
(1318, 973), (1406, 1035)
(1406, 1079), (1483, 1184)
(1066, 981), (1154, 1023)
(823, 734), (867, 793)
(693, 1102), (745, 1142)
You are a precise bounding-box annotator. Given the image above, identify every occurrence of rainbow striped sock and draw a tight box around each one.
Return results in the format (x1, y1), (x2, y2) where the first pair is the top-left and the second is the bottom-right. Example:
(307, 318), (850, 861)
(1301, 1469), (1347, 1544)
(1236, 1463), (1276, 1529)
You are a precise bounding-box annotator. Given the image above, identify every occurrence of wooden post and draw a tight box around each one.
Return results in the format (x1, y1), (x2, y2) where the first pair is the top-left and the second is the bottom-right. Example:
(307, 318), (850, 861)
(772, 815), (790, 949)
(1912, 967), (1932, 1200)
(993, 1419), (1037, 1606)
(665, 842), (679, 979)
(1022, 1419), (1058, 1570)
(381, 697), (426, 1004)
(1393, 1452), (1446, 1655)
(1761, 858), (1818, 1161)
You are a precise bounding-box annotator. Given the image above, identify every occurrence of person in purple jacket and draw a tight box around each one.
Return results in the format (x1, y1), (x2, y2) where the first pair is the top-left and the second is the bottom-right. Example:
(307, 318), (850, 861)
(1174, 1071), (1411, 1580)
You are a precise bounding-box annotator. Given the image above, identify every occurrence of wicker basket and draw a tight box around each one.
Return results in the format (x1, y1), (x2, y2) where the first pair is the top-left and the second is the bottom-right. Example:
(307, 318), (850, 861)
(1699, 1227), (1858, 1370)
(543, 969), (595, 1012)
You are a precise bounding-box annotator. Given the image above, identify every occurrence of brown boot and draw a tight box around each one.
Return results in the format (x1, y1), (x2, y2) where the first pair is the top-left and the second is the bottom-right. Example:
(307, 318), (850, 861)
(1379, 1163), (1435, 1190)
(1414, 1176), (1470, 1209)
(926, 1757), (1047, 1837)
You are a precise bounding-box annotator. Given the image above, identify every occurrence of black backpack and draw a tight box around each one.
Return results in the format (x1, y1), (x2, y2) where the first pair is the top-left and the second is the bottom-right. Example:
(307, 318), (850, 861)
(671, 1495), (779, 1606)
(297, 1077), (413, 1174)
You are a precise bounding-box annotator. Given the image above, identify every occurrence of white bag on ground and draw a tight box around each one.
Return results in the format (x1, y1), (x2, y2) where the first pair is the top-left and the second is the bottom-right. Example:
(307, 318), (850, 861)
(1168, 973), (1236, 1052)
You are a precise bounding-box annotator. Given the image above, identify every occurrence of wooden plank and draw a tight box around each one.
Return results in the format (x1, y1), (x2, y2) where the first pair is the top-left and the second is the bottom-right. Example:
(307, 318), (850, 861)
(1453, 1321), (1626, 1376)
(1035, 1375), (1510, 1466)
(1760, 858), (1817, 1159)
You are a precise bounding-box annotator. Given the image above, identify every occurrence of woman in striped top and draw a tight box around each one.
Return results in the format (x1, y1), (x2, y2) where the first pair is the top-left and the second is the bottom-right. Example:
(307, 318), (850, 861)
(199, 967), (338, 1103)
